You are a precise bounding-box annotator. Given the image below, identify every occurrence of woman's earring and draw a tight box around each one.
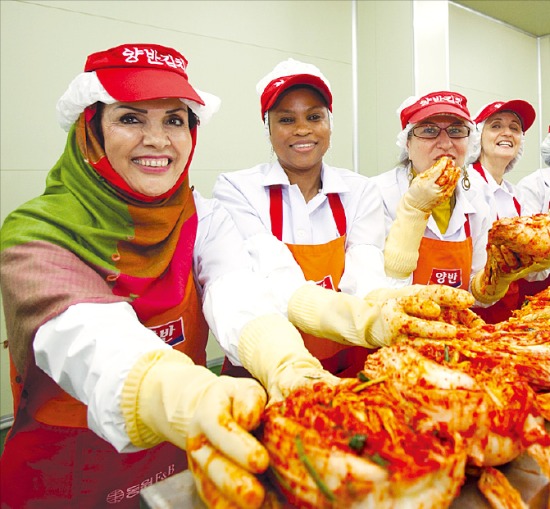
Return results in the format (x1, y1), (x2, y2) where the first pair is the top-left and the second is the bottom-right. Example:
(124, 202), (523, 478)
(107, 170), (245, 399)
(461, 166), (471, 190)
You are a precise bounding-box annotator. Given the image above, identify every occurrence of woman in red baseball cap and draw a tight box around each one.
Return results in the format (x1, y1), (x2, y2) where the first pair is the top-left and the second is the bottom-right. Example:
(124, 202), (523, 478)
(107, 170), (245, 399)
(371, 91), (492, 295)
(0, 44), (484, 508)
(466, 100), (549, 322)
(0, 42), (274, 509)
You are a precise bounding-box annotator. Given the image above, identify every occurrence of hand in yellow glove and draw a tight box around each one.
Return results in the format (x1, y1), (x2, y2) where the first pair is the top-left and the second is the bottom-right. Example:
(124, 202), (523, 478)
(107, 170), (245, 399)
(238, 314), (340, 404)
(408, 156), (461, 212)
(472, 244), (550, 304)
(367, 284), (477, 344)
(288, 283), (475, 349)
(121, 349), (269, 509)
(384, 157), (461, 278)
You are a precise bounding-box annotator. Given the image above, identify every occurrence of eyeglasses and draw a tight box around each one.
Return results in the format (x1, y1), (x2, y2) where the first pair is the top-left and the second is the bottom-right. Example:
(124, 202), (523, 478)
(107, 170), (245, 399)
(411, 124), (471, 139)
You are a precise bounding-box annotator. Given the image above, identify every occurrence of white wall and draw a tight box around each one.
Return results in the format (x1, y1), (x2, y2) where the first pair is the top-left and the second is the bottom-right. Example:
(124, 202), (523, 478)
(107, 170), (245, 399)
(356, 0), (415, 175)
(449, 2), (543, 181)
(1, 0), (548, 422)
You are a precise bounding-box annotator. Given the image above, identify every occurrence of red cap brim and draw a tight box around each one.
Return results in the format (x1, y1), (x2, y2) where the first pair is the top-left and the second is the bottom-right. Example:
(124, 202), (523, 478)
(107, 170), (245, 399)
(96, 68), (204, 105)
(407, 104), (471, 127)
(261, 74), (332, 117)
(476, 100), (536, 132)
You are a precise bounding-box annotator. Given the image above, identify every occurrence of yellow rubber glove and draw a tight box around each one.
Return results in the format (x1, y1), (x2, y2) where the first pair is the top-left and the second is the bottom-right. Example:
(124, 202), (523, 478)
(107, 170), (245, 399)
(288, 283), (475, 348)
(365, 284), (482, 328)
(408, 157), (461, 212)
(384, 157), (461, 278)
(238, 313), (339, 403)
(121, 349), (269, 509)
(471, 244), (550, 305)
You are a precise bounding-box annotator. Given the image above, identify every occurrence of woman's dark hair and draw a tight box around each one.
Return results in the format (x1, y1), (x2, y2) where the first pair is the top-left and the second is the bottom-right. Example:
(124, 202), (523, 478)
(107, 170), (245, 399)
(272, 84), (328, 110)
(188, 109), (199, 130)
(90, 102), (105, 147)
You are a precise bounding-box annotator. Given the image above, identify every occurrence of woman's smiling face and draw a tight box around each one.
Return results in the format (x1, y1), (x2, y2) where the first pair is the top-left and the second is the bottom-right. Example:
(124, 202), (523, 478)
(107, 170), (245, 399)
(480, 111), (523, 164)
(101, 98), (193, 197)
(268, 86), (331, 176)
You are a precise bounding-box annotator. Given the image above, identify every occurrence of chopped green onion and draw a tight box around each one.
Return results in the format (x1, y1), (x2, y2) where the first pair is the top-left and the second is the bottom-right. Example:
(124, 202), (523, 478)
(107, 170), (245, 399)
(357, 371), (370, 382)
(295, 435), (336, 502)
(348, 433), (367, 452)
(370, 452), (389, 468)
(444, 344), (450, 362)
(352, 375), (388, 393)
(268, 465), (293, 493)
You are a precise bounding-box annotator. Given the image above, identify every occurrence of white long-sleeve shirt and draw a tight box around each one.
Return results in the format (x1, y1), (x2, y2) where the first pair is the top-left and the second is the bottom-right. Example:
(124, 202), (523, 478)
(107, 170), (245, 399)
(213, 161), (404, 301)
(34, 191), (281, 452)
(516, 167), (550, 214)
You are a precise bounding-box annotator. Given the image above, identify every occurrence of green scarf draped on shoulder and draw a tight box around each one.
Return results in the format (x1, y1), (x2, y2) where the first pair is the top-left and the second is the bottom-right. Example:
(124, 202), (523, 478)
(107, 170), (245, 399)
(1, 120), (197, 372)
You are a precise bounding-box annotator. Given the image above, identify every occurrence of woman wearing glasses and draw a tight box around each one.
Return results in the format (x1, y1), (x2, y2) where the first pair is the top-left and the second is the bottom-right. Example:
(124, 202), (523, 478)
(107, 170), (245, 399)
(372, 91), (494, 298)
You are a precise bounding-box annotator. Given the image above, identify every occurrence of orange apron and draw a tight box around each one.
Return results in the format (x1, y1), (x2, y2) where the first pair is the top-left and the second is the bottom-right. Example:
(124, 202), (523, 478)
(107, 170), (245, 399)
(222, 186), (368, 379)
(413, 215), (473, 290)
(0, 270), (209, 509)
(470, 163), (523, 323)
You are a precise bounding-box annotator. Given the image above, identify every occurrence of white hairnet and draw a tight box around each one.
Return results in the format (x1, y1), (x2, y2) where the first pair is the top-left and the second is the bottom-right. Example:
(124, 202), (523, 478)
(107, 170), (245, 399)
(56, 71), (220, 132)
(541, 130), (550, 167)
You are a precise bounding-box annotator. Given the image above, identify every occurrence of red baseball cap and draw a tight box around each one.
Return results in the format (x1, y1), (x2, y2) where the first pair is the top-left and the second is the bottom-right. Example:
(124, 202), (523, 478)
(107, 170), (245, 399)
(257, 58), (332, 118)
(84, 43), (204, 105)
(399, 91), (471, 129)
(474, 100), (536, 132)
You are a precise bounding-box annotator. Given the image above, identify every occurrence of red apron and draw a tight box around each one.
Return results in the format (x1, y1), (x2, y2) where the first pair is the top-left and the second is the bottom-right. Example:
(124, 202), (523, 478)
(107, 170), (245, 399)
(470, 163), (523, 323)
(413, 216), (473, 290)
(0, 270), (209, 509)
(222, 186), (368, 379)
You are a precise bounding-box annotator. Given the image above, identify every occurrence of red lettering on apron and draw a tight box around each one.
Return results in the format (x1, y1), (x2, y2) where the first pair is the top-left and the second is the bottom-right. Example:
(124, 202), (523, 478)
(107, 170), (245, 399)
(413, 215), (473, 291)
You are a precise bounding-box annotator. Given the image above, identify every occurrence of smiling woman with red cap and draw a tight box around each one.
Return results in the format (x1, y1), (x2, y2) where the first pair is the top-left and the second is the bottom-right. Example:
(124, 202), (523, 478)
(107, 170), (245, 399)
(213, 58), (399, 377)
(0, 42), (274, 509)
(0, 44), (484, 509)
(466, 100), (550, 322)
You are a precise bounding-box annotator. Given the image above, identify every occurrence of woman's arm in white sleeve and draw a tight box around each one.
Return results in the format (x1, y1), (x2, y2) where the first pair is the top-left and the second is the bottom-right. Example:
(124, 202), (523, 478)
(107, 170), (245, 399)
(34, 301), (169, 452)
(212, 172), (271, 238)
(193, 193), (291, 366)
(516, 170), (546, 215)
(339, 178), (410, 297)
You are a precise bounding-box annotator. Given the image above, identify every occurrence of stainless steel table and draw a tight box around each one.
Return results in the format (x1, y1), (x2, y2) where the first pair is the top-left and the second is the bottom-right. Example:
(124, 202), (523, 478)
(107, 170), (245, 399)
(140, 452), (549, 509)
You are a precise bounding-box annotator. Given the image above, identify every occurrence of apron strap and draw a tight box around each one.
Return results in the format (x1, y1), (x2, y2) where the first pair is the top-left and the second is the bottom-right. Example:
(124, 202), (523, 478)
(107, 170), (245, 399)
(269, 185), (284, 241)
(512, 196), (522, 215)
(473, 161), (488, 183)
(327, 193), (347, 236)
